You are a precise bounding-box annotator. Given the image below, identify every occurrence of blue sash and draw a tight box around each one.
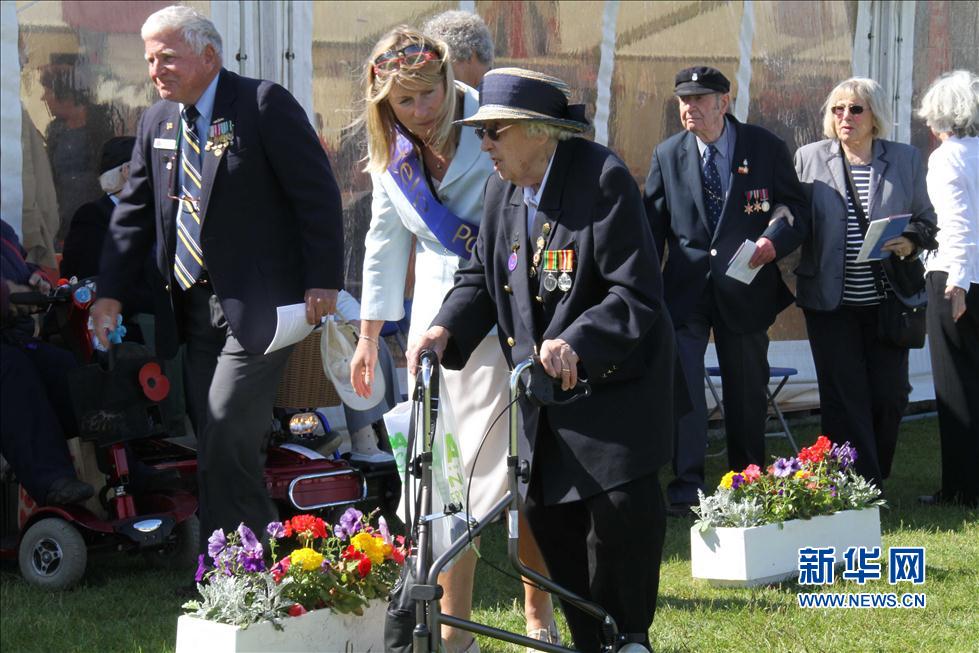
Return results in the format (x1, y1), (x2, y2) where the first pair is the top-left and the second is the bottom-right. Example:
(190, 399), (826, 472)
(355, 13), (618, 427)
(387, 130), (478, 259)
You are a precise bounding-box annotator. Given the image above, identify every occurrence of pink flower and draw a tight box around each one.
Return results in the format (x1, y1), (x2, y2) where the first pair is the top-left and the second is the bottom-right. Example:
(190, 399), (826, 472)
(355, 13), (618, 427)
(742, 464), (761, 482)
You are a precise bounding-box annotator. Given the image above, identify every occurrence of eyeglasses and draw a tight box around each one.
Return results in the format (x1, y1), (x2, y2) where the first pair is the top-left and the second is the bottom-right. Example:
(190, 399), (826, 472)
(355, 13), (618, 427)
(372, 44), (440, 75)
(474, 124), (516, 141)
(830, 104), (865, 117)
(166, 155), (201, 213)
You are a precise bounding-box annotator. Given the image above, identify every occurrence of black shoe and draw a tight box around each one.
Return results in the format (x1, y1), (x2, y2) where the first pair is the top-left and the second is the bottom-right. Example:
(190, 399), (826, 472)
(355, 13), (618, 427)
(919, 490), (978, 507)
(666, 502), (697, 518)
(44, 477), (95, 505)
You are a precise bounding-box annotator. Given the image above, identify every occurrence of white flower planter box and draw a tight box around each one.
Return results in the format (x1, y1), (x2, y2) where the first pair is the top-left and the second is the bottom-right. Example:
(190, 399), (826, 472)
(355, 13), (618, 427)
(175, 600), (386, 653)
(690, 507), (881, 587)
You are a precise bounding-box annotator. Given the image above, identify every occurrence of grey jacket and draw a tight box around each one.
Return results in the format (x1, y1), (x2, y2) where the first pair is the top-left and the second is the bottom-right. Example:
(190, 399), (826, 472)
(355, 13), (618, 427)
(793, 138), (937, 311)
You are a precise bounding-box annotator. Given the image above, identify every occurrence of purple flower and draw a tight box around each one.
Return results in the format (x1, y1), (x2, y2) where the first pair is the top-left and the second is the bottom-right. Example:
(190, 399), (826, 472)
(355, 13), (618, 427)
(830, 442), (858, 469)
(207, 528), (227, 560)
(267, 521), (286, 540)
(194, 554), (208, 582)
(772, 457), (798, 478)
(238, 548), (266, 573)
(378, 516), (391, 544)
(237, 523), (263, 557)
(334, 507), (363, 539)
(730, 473), (745, 489)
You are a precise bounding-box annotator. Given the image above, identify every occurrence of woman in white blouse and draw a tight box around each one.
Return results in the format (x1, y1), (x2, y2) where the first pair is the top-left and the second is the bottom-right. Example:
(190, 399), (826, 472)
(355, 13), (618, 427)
(917, 70), (979, 508)
(348, 27), (556, 652)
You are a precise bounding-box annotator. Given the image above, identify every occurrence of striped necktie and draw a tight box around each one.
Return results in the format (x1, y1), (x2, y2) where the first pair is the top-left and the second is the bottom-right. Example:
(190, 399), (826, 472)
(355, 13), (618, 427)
(173, 105), (205, 290)
(702, 143), (723, 232)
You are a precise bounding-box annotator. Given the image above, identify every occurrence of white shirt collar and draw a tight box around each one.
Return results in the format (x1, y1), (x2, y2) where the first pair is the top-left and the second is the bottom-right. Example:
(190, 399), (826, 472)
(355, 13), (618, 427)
(524, 152), (556, 207)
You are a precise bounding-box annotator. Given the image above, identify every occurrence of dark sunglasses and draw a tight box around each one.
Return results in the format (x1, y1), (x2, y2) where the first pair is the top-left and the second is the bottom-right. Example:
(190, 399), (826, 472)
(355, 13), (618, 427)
(474, 124), (515, 141)
(372, 44), (440, 75)
(831, 104), (865, 117)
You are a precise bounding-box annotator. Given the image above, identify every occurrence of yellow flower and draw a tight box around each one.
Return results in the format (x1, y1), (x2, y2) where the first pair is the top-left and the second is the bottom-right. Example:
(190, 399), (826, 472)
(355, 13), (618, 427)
(795, 470), (811, 480)
(291, 547), (324, 571)
(351, 532), (387, 565)
(720, 471), (737, 489)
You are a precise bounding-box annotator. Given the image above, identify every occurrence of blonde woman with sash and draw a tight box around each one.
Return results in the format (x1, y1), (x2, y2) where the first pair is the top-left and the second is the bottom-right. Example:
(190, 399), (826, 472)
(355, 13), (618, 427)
(349, 27), (558, 653)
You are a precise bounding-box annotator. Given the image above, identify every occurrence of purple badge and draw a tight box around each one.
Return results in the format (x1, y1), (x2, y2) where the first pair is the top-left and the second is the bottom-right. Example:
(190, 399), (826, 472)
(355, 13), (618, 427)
(507, 252), (518, 271)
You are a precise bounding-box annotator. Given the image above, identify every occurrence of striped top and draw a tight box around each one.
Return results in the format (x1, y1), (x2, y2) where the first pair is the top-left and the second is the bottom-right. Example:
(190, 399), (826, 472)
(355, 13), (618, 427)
(842, 165), (888, 305)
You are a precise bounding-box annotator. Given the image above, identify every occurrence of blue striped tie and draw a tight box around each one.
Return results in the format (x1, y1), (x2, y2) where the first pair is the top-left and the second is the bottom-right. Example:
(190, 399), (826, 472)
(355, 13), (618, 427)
(702, 144), (723, 232)
(173, 105), (205, 290)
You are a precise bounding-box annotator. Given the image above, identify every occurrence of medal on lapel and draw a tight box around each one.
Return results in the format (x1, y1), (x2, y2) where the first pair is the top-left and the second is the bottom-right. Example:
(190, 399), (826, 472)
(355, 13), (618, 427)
(541, 249), (571, 293)
(530, 224), (549, 278)
(557, 249), (574, 292)
(508, 242), (519, 272)
(760, 189), (770, 212)
(737, 158), (749, 175)
(206, 119), (234, 156)
(744, 190), (756, 214)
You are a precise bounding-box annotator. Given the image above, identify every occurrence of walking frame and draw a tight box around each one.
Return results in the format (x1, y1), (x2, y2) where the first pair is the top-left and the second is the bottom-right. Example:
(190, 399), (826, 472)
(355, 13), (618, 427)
(404, 351), (645, 653)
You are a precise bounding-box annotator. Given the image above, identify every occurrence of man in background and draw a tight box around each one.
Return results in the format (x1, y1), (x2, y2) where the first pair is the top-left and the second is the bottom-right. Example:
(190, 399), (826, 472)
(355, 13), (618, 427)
(422, 10), (494, 88)
(643, 66), (805, 516)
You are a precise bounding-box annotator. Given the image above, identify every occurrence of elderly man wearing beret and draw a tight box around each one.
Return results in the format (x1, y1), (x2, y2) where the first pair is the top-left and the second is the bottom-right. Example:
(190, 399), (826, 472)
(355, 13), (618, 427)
(409, 67), (676, 652)
(643, 66), (806, 517)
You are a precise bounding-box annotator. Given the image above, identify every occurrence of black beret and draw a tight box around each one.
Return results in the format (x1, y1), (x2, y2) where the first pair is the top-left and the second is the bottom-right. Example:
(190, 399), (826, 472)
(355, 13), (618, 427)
(674, 66), (730, 96)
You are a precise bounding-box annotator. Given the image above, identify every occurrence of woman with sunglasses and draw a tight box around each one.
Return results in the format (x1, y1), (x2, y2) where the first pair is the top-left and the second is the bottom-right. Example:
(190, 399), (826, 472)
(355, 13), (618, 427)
(349, 27), (556, 653)
(793, 77), (937, 491)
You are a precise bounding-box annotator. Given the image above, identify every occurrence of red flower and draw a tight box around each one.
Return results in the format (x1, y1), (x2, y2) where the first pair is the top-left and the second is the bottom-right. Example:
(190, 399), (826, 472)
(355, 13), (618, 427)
(288, 604), (307, 617)
(284, 514), (328, 539)
(390, 548), (405, 564)
(357, 557), (372, 578)
(271, 556), (292, 583)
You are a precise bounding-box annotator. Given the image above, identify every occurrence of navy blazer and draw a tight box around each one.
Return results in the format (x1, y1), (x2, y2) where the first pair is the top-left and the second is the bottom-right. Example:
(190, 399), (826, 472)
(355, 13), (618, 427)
(643, 116), (806, 333)
(100, 69), (343, 356)
(793, 138), (937, 311)
(433, 137), (675, 504)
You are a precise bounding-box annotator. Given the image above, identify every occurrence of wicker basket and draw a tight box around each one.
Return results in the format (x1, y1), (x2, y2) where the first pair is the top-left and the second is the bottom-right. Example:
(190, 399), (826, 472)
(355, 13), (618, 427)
(274, 330), (342, 408)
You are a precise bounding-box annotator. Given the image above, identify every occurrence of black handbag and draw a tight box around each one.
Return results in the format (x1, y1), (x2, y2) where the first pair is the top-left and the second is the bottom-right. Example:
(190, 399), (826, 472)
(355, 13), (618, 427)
(842, 155), (927, 349)
(876, 294), (926, 348)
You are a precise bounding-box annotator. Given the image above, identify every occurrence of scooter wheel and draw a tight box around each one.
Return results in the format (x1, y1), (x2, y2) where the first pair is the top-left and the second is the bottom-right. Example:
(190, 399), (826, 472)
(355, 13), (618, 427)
(143, 514), (200, 569)
(18, 517), (87, 590)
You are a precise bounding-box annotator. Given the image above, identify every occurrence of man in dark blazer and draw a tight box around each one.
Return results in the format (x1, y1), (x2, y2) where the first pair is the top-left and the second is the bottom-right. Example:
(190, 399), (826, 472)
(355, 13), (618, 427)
(643, 66), (805, 515)
(91, 6), (343, 550)
(409, 68), (675, 652)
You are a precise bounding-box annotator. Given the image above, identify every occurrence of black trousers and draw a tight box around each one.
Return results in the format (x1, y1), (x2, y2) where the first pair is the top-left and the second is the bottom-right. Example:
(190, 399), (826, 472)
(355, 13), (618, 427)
(524, 472), (665, 652)
(0, 341), (79, 503)
(179, 284), (293, 552)
(804, 304), (909, 488)
(670, 290), (769, 504)
(926, 272), (979, 506)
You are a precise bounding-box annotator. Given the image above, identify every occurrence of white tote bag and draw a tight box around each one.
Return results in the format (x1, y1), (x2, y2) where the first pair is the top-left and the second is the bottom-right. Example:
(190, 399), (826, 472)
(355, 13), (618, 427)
(382, 387), (470, 566)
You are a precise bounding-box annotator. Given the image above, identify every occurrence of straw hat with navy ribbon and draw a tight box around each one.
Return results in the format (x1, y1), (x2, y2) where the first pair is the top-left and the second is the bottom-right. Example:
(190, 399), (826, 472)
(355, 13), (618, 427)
(456, 67), (590, 131)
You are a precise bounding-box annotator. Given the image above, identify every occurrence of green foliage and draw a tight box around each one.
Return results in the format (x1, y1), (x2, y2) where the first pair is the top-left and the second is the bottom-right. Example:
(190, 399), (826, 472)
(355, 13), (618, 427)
(181, 573), (292, 629)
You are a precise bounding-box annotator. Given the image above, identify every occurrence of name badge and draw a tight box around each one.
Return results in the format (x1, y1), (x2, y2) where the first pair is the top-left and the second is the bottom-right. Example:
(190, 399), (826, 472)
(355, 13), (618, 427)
(153, 138), (177, 150)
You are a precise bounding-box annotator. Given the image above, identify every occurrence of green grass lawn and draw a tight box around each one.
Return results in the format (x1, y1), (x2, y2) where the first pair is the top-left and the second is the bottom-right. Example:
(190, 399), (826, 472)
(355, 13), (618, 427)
(2, 417), (976, 652)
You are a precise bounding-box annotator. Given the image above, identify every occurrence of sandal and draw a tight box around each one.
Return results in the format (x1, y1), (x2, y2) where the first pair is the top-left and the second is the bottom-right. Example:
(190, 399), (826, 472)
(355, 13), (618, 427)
(526, 621), (561, 651)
